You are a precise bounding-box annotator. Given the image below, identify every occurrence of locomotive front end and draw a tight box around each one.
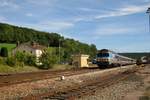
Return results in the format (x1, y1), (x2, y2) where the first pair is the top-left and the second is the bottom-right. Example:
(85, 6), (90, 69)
(96, 49), (110, 68)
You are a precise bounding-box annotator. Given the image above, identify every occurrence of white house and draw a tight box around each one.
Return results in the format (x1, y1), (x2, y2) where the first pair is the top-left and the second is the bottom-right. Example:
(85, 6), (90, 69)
(12, 42), (46, 64)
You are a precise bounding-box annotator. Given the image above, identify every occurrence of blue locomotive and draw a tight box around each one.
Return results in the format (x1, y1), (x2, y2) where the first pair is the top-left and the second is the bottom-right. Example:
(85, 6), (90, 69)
(96, 49), (136, 68)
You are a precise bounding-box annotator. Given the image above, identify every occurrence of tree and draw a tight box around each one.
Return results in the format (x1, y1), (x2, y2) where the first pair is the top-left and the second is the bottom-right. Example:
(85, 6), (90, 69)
(89, 44), (97, 59)
(6, 56), (16, 66)
(0, 22), (98, 62)
(39, 51), (58, 69)
(15, 51), (27, 62)
(0, 47), (8, 57)
(25, 54), (36, 66)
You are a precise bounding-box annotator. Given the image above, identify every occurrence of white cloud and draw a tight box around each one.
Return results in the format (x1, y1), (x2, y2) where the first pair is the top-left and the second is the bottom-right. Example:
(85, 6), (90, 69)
(95, 4), (150, 19)
(26, 13), (33, 17)
(0, 16), (7, 22)
(22, 21), (74, 32)
(78, 8), (99, 12)
(0, 0), (19, 9)
(93, 24), (144, 36)
(26, 0), (58, 6)
(73, 3), (150, 22)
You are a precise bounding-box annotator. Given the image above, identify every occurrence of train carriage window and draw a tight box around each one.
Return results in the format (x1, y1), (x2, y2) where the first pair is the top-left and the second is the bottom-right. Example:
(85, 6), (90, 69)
(97, 53), (109, 57)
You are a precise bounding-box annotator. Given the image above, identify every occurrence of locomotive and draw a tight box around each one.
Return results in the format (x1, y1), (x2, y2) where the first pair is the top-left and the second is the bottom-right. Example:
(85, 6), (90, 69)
(96, 49), (136, 68)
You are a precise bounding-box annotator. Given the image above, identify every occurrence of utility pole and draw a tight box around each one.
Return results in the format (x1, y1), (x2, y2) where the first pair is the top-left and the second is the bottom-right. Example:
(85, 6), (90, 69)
(146, 7), (150, 32)
(59, 38), (61, 63)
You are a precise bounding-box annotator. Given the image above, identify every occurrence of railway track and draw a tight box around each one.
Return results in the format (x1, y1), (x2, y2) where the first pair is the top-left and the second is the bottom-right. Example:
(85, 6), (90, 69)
(0, 68), (99, 87)
(44, 72), (134, 100)
(23, 68), (137, 100)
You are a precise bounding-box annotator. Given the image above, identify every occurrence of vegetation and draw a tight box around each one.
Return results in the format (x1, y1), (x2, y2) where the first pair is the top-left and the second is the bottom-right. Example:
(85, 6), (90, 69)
(0, 64), (39, 73)
(0, 23), (97, 61)
(0, 43), (16, 52)
(0, 47), (8, 57)
(39, 51), (59, 69)
(6, 56), (16, 66)
(119, 53), (150, 59)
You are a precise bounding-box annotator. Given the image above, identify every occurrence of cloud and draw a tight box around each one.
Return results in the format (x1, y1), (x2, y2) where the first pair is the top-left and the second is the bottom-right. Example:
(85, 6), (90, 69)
(0, 0), (19, 9)
(26, 13), (33, 17)
(22, 21), (74, 32)
(26, 0), (58, 6)
(74, 3), (150, 22)
(0, 16), (7, 22)
(78, 7), (100, 12)
(95, 4), (150, 19)
(93, 24), (144, 36)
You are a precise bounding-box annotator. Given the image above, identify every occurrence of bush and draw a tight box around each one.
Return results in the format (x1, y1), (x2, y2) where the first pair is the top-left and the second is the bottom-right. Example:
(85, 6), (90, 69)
(25, 55), (36, 66)
(15, 51), (27, 62)
(0, 57), (5, 64)
(14, 51), (36, 66)
(6, 56), (16, 67)
(0, 47), (8, 57)
(39, 51), (58, 69)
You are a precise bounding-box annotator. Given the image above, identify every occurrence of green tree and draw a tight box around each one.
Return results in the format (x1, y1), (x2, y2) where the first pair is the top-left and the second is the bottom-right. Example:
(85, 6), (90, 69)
(39, 51), (58, 69)
(6, 56), (16, 66)
(15, 51), (27, 62)
(0, 47), (8, 57)
(25, 54), (36, 66)
(89, 44), (97, 59)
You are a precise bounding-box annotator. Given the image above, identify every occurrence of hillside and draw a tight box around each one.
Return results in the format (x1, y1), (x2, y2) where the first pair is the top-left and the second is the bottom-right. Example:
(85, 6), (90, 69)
(119, 53), (150, 59)
(0, 23), (97, 59)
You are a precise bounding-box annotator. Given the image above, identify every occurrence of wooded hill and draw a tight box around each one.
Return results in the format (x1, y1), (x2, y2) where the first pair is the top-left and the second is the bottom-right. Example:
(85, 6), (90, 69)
(0, 23), (97, 59)
(119, 53), (150, 59)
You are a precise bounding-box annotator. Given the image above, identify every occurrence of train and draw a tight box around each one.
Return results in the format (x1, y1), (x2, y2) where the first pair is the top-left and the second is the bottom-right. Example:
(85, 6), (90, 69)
(96, 49), (136, 68)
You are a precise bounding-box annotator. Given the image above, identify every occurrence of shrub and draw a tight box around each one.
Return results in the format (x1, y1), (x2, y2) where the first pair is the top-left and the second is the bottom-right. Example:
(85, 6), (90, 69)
(25, 55), (36, 66)
(0, 57), (5, 64)
(15, 51), (27, 62)
(14, 52), (36, 66)
(6, 56), (16, 67)
(39, 51), (58, 69)
(0, 47), (8, 57)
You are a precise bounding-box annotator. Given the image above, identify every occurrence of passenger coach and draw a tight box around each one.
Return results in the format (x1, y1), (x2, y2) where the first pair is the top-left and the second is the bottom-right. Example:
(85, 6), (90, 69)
(96, 49), (136, 68)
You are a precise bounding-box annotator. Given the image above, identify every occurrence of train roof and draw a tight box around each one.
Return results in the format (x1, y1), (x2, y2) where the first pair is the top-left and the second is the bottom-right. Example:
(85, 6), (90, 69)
(98, 49), (136, 61)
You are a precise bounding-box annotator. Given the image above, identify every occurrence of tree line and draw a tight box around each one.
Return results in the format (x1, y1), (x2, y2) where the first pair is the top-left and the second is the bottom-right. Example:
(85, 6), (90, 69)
(0, 23), (97, 60)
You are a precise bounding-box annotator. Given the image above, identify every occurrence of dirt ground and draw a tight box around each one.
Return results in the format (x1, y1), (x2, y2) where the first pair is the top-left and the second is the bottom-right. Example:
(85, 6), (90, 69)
(0, 65), (136, 99)
(123, 65), (150, 100)
(78, 65), (150, 100)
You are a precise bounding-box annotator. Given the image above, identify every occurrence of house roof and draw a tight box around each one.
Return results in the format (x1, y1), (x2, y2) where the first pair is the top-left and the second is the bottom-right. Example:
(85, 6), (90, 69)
(17, 42), (46, 50)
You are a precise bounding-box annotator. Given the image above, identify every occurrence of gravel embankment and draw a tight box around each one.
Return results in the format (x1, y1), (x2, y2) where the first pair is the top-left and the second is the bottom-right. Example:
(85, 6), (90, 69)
(0, 65), (136, 99)
(78, 65), (150, 100)
(78, 74), (143, 100)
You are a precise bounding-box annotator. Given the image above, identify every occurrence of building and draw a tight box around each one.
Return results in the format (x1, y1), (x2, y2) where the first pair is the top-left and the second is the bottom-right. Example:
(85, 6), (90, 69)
(72, 54), (89, 68)
(12, 42), (46, 64)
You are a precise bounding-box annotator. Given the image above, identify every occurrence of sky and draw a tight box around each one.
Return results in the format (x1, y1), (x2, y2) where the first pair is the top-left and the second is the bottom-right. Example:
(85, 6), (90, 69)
(0, 0), (150, 52)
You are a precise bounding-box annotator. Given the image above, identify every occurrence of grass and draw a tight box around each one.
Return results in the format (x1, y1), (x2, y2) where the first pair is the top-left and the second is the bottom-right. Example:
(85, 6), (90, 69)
(52, 64), (73, 70)
(0, 43), (16, 52)
(0, 63), (73, 73)
(0, 64), (39, 73)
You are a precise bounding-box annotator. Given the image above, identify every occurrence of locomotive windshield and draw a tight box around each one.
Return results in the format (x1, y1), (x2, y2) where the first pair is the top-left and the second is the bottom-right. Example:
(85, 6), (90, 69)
(97, 53), (109, 57)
